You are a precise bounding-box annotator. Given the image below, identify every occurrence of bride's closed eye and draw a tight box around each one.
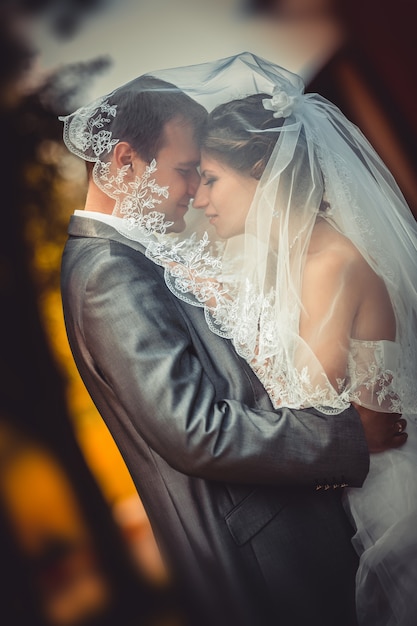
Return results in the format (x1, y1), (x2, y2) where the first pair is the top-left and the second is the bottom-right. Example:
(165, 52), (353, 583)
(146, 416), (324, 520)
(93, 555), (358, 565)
(203, 177), (217, 186)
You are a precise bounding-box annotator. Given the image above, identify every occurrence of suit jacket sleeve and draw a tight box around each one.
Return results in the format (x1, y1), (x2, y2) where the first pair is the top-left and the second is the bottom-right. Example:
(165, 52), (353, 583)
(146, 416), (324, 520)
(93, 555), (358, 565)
(64, 237), (369, 487)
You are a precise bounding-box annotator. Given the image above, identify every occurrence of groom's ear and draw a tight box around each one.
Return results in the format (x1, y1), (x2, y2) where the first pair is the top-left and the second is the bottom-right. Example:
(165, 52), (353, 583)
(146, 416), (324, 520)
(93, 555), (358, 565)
(113, 141), (146, 173)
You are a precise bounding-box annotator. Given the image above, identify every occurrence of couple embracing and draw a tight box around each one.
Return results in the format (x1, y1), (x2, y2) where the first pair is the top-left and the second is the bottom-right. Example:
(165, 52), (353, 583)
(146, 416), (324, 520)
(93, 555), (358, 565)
(60, 53), (417, 626)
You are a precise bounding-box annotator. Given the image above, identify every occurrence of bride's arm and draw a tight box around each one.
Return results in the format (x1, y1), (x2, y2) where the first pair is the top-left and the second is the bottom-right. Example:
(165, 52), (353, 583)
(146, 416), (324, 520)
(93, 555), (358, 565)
(299, 248), (359, 390)
(299, 247), (407, 450)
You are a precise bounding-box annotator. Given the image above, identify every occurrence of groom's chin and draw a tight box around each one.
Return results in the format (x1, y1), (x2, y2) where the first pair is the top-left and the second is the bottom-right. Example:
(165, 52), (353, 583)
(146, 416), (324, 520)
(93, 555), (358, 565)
(167, 218), (187, 234)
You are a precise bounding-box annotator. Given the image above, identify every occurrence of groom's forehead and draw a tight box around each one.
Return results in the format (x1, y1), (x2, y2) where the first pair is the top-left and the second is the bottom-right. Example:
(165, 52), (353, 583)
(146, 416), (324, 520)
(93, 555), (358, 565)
(157, 120), (200, 159)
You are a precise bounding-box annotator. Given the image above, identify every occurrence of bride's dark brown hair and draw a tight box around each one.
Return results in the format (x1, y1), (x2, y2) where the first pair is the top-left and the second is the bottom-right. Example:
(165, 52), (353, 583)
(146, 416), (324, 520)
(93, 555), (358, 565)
(203, 92), (330, 214)
(202, 93), (285, 180)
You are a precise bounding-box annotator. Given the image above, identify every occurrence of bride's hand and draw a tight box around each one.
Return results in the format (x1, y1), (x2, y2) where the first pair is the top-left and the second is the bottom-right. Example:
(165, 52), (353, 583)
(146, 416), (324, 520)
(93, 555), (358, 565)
(352, 402), (408, 453)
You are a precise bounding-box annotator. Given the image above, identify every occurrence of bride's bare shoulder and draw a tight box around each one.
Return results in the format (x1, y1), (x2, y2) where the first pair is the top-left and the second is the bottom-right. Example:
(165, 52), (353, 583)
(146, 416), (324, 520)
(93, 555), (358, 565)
(306, 219), (364, 274)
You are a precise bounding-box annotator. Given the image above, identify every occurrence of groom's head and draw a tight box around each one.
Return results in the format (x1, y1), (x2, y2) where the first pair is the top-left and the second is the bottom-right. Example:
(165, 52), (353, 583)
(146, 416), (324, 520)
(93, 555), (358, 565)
(108, 76), (206, 163)
(72, 75), (207, 232)
(88, 76), (207, 231)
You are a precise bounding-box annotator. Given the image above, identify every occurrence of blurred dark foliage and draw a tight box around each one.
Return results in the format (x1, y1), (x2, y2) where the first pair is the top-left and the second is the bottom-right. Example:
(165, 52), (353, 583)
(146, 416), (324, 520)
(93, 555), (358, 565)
(4, 0), (112, 37)
(0, 0), (95, 98)
(40, 56), (111, 115)
(0, 2), (180, 625)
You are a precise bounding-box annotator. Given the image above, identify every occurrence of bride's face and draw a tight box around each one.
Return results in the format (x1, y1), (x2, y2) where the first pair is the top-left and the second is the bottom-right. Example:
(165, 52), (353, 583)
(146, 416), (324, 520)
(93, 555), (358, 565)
(193, 152), (258, 239)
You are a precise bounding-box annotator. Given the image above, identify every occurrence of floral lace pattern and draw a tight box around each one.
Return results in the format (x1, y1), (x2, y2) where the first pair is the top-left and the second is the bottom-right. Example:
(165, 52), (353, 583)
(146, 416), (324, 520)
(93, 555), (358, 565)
(346, 339), (402, 412)
(226, 301), (403, 415)
(60, 96), (119, 160)
(95, 159), (173, 236)
(252, 331), (408, 414)
(148, 227), (408, 415)
(251, 326), (408, 413)
(146, 231), (231, 311)
(61, 96), (174, 238)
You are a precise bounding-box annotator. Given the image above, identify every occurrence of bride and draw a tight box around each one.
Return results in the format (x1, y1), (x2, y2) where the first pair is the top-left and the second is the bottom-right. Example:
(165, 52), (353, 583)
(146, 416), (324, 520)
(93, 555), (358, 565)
(146, 53), (417, 626)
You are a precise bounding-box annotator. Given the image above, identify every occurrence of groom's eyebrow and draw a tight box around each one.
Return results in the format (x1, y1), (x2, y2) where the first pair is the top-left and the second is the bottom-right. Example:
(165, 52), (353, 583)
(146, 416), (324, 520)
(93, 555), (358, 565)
(178, 159), (200, 166)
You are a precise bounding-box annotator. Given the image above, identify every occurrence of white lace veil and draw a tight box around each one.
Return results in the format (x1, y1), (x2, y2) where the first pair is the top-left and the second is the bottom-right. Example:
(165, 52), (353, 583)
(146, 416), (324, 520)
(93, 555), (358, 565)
(60, 52), (417, 415)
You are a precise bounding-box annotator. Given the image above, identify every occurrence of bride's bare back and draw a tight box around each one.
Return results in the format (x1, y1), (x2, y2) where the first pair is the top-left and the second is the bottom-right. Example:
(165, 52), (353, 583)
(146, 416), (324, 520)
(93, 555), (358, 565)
(299, 218), (396, 389)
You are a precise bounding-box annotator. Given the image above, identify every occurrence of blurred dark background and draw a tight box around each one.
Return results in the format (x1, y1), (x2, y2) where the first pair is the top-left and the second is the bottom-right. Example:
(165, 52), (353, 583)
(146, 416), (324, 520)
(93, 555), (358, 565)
(0, 1), (416, 624)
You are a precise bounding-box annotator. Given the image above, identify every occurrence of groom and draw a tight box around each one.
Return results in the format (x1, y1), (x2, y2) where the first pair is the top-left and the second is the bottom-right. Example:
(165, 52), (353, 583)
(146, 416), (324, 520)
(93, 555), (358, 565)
(60, 77), (404, 626)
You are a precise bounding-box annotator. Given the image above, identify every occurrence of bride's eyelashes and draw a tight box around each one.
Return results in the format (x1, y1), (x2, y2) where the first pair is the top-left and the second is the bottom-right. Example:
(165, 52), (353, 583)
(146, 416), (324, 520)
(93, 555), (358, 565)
(203, 177), (217, 186)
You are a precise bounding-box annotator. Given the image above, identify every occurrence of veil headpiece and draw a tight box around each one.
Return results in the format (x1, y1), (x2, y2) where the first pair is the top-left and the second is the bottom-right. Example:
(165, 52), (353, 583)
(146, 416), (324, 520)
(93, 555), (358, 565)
(61, 52), (417, 415)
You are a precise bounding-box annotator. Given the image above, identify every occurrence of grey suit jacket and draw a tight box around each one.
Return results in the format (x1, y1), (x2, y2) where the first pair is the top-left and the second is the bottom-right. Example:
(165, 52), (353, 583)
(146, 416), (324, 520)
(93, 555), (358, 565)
(61, 216), (368, 626)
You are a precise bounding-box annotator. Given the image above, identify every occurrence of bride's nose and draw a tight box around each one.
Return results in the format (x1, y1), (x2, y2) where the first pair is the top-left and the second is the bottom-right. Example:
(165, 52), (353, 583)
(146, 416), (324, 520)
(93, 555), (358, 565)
(192, 183), (208, 210)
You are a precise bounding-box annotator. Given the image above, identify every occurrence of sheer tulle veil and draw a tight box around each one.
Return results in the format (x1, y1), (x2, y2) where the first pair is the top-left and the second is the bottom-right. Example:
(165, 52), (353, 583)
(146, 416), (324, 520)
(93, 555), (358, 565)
(60, 51), (417, 416)
(151, 52), (417, 416)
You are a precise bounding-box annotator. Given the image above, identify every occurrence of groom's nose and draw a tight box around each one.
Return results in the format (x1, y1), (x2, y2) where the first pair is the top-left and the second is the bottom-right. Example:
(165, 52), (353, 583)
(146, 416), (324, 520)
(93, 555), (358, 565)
(192, 182), (207, 209)
(187, 168), (200, 197)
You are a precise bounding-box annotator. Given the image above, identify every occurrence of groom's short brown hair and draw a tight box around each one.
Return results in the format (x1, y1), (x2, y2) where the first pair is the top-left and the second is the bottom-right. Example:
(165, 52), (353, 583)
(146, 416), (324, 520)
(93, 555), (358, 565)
(108, 76), (207, 162)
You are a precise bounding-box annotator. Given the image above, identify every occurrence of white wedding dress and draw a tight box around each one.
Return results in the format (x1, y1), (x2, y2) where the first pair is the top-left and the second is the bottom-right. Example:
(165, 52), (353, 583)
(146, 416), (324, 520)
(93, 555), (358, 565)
(343, 339), (417, 626)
